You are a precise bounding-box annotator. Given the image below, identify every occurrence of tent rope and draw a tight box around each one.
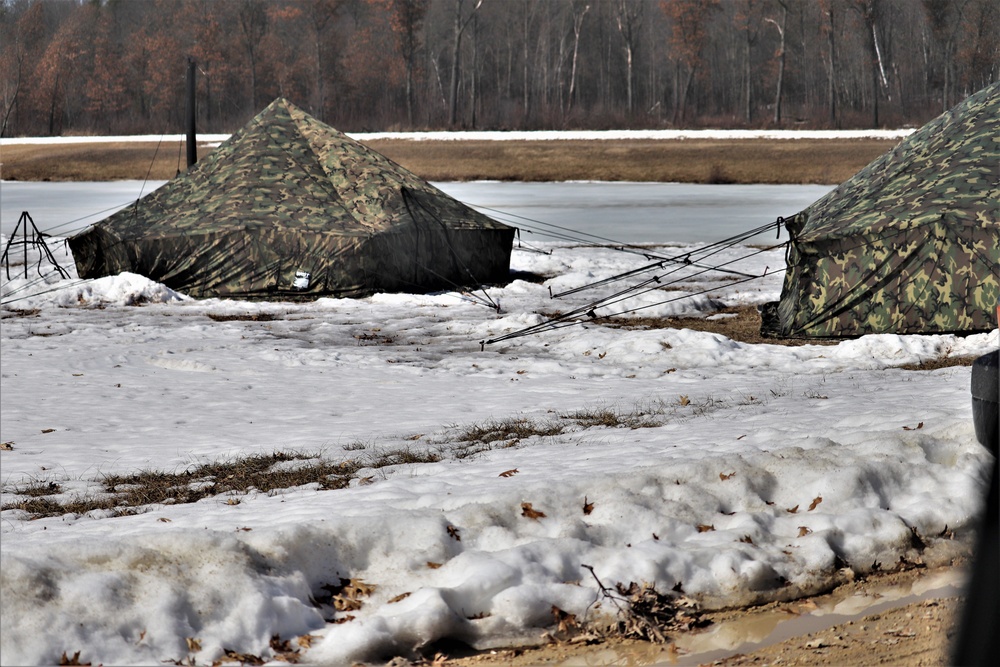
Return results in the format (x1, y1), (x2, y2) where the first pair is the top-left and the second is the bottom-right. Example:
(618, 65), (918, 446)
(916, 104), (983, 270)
(480, 243), (781, 347)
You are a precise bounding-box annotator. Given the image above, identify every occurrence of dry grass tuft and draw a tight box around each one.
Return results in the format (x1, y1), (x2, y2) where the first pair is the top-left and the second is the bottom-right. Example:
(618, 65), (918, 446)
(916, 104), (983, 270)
(450, 416), (565, 458)
(593, 305), (827, 347)
(0, 448), (451, 520)
(562, 403), (668, 430)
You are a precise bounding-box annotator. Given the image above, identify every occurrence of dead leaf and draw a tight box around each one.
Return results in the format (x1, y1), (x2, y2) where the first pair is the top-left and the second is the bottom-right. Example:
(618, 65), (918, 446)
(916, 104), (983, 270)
(296, 634), (320, 648)
(719, 471), (736, 481)
(358, 476), (375, 485)
(0, 442), (13, 451)
(330, 614), (355, 624)
(582, 497), (594, 515)
(787, 504), (799, 513)
(237, 526), (252, 532)
(663, 368), (677, 373)
(447, 525), (461, 541)
(225, 497), (240, 506)
(902, 422), (924, 430)
(740, 534), (754, 544)
(499, 468), (519, 478)
(333, 595), (363, 611)
(521, 502), (547, 520)
(405, 433), (423, 441)
(798, 526), (812, 537)
(696, 524), (715, 532)
(808, 496), (823, 511)
(157, 517), (171, 523)
(343, 579), (375, 598)
(186, 637), (202, 652)
(388, 592), (412, 604)
(59, 651), (90, 666)
(427, 561), (442, 569)
(269, 634), (296, 655)
(41, 428), (56, 434)
(598, 351), (607, 359)
(678, 395), (690, 406)
(516, 369), (527, 374)
(551, 605), (578, 633)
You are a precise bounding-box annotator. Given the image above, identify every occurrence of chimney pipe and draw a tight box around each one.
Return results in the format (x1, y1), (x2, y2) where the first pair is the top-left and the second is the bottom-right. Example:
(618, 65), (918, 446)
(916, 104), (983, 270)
(186, 57), (197, 168)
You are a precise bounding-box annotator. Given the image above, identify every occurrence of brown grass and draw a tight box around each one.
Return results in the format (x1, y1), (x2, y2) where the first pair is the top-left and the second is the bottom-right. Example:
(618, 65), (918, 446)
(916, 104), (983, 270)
(597, 306), (981, 368)
(593, 305), (820, 346)
(365, 138), (896, 184)
(0, 449), (441, 519)
(1, 138), (898, 184)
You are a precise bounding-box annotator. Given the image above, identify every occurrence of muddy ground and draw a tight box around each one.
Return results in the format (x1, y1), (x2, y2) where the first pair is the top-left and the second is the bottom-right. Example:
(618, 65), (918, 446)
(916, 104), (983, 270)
(439, 565), (966, 667)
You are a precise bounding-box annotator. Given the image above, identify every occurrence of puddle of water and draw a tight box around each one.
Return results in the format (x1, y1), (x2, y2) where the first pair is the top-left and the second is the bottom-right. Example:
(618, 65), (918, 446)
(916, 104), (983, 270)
(664, 567), (965, 666)
(557, 568), (966, 666)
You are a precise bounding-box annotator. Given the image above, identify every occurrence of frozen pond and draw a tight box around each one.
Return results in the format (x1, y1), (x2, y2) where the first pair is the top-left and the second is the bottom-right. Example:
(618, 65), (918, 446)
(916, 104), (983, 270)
(0, 180), (832, 244)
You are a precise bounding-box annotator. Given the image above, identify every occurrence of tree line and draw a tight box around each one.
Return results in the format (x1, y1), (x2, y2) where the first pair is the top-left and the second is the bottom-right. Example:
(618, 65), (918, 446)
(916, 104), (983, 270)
(2, 0), (998, 138)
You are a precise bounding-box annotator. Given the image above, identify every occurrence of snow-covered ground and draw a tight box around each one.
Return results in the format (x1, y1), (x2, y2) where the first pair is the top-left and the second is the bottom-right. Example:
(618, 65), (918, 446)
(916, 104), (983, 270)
(1, 230), (995, 666)
(1, 128), (915, 146)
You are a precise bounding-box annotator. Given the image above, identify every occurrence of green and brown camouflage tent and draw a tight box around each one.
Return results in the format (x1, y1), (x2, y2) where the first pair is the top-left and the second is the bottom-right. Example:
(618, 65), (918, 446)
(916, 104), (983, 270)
(69, 98), (515, 299)
(762, 81), (1000, 339)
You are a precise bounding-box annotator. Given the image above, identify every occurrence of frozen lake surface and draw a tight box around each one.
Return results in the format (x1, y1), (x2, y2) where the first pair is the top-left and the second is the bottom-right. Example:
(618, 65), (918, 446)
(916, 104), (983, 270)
(0, 181), (832, 244)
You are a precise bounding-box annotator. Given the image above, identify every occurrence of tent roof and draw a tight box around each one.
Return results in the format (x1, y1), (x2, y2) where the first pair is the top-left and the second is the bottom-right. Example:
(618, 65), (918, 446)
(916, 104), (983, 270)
(790, 81), (1000, 242)
(101, 98), (508, 239)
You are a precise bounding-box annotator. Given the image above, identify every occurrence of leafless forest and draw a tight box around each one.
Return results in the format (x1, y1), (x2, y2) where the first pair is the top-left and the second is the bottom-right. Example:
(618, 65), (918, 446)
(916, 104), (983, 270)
(1, 0), (997, 138)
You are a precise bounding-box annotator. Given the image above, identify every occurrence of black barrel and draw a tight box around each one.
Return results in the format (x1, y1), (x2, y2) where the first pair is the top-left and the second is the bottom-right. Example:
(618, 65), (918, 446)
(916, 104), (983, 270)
(971, 350), (998, 455)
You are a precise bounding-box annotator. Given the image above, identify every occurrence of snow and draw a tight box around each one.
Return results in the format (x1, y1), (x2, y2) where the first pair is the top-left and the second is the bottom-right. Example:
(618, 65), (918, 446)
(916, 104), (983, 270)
(1, 128), (914, 147)
(1, 222), (995, 666)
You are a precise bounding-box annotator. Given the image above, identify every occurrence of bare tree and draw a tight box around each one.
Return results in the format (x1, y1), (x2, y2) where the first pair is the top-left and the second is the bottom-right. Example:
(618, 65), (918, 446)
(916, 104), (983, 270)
(661, 0), (720, 124)
(386, 0), (429, 128)
(447, 0), (483, 127)
(614, 0), (643, 115)
(765, 0), (788, 125)
(820, 0), (839, 126)
(735, 0), (764, 124)
(566, 0), (590, 114)
(305, 0), (345, 119)
(238, 0), (269, 111)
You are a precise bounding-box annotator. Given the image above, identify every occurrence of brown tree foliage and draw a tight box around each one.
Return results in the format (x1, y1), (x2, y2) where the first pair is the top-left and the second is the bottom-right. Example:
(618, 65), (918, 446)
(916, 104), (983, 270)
(0, 0), (996, 137)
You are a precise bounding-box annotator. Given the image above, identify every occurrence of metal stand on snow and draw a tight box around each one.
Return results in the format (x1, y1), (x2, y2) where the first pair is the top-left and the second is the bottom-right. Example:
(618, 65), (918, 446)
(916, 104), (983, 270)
(1, 211), (71, 281)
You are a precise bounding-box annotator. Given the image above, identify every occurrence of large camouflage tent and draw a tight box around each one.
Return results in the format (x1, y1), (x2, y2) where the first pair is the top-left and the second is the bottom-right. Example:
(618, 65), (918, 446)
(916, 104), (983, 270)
(762, 81), (1000, 339)
(69, 98), (515, 299)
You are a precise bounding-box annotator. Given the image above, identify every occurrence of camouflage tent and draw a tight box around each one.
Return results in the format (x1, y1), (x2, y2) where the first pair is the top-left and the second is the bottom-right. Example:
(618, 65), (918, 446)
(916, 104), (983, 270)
(763, 81), (1000, 339)
(69, 98), (515, 299)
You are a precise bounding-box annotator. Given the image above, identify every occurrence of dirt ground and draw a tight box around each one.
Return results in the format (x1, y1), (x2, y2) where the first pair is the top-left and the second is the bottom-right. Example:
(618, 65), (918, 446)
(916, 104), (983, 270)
(438, 565), (966, 667)
(0, 137), (896, 184)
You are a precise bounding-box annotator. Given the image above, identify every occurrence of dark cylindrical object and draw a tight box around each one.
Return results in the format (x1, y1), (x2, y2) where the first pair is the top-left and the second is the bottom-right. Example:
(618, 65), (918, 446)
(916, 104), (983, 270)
(952, 348), (999, 666)
(971, 350), (999, 456)
(186, 57), (197, 168)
